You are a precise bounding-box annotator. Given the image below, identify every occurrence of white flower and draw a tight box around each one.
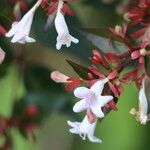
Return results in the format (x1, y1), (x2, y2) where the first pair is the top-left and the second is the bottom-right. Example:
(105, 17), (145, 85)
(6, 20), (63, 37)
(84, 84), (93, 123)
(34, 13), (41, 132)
(54, 0), (79, 50)
(130, 78), (150, 125)
(5, 0), (42, 44)
(67, 115), (102, 143)
(73, 79), (113, 118)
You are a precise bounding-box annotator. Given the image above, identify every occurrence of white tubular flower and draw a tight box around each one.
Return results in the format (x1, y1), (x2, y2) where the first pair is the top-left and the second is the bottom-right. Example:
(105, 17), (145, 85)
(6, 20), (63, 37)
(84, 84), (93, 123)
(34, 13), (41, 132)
(130, 78), (149, 125)
(55, 0), (79, 50)
(5, 0), (42, 44)
(73, 79), (113, 118)
(67, 115), (102, 143)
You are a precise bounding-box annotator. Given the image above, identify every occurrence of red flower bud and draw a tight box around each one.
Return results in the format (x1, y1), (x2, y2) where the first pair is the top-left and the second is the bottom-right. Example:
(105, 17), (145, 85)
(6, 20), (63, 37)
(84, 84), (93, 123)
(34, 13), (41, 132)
(0, 25), (7, 36)
(25, 105), (39, 118)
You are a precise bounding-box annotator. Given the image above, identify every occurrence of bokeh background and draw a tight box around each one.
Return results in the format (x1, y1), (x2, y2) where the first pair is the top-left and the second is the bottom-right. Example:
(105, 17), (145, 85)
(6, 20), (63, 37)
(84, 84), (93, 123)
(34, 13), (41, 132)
(1, 0), (150, 150)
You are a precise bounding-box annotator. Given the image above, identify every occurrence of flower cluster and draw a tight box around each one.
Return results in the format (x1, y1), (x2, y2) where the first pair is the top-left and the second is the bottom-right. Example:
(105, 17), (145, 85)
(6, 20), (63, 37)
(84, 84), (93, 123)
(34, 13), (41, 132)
(5, 0), (79, 49)
(51, 0), (150, 143)
(1, 0), (150, 146)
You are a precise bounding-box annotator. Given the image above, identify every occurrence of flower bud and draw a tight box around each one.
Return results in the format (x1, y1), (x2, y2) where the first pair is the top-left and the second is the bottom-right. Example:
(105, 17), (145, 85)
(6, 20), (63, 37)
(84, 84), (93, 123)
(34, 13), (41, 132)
(25, 105), (39, 118)
(51, 71), (69, 83)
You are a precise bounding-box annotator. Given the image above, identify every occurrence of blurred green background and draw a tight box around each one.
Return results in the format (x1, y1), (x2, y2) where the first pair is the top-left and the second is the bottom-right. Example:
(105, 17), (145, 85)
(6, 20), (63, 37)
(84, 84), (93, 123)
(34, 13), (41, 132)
(1, 0), (150, 150)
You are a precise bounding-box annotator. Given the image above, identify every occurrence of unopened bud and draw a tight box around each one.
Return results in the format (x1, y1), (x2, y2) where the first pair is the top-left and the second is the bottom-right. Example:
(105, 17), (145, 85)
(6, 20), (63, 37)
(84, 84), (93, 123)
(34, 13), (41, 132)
(115, 25), (122, 34)
(124, 13), (130, 22)
(25, 105), (39, 117)
(140, 48), (146, 56)
(131, 50), (140, 59)
(51, 71), (69, 83)
(88, 73), (94, 79)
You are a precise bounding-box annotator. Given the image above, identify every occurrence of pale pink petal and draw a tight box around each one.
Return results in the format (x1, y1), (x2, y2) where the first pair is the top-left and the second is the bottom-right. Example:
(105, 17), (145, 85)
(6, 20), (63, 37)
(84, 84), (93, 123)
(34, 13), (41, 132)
(88, 135), (102, 143)
(0, 47), (5, 64)
(73, 99), (89, 113)
(74, 87), (93, 99)
(97, 95), (113, 107)
(90, 79), (108, 95)
(67, 120), (80, 128)
(91, 106), (104, 118)
(5, 22), (19, 37)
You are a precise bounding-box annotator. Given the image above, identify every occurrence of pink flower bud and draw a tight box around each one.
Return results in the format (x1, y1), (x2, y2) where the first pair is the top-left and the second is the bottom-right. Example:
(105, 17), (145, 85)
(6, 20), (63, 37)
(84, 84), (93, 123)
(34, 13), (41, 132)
(131, 50), (140, 59)
(107, 71), (118, 80)
(51, 71), (69, 83)
(0, 47), (5, 64)
(107, 100), (118, 111)
(88, 73), (94, 79)
(139, 56), (145, 64)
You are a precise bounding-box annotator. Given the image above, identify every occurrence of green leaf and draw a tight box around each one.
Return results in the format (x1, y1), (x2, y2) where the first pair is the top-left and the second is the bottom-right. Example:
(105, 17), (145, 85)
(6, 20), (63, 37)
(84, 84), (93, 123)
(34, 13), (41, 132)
(145, 56), (150, 77)
(67, 60), (97, 80)
(78, 29), (128, 53)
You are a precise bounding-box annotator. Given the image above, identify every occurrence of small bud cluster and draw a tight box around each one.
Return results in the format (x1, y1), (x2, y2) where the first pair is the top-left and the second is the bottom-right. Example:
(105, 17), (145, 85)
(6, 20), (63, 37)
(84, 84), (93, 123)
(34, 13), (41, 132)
(0, 103), (39, 149)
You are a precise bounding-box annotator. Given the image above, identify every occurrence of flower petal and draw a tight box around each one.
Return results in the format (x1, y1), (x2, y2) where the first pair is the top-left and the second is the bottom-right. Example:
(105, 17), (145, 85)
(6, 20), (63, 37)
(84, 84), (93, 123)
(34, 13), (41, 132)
(138, 79), (148, 124)
(90, 79), (108, 95)
(97, 95), (113, 107)
(73, 99), (89, 113)
(91, 106), (104, 118)
(25, 36), (36, 43)
(74, 87), (93, 99)
(70, 35), (79, 44)
(67, 120), (80, 128)
(56, 40), (62, 50)
(11, 32), (24, 43)
(88, 135), (102, 143)
(67, 120), (80, 134)
(5, 22), (19, 37)
(69, 128), (80, 134)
